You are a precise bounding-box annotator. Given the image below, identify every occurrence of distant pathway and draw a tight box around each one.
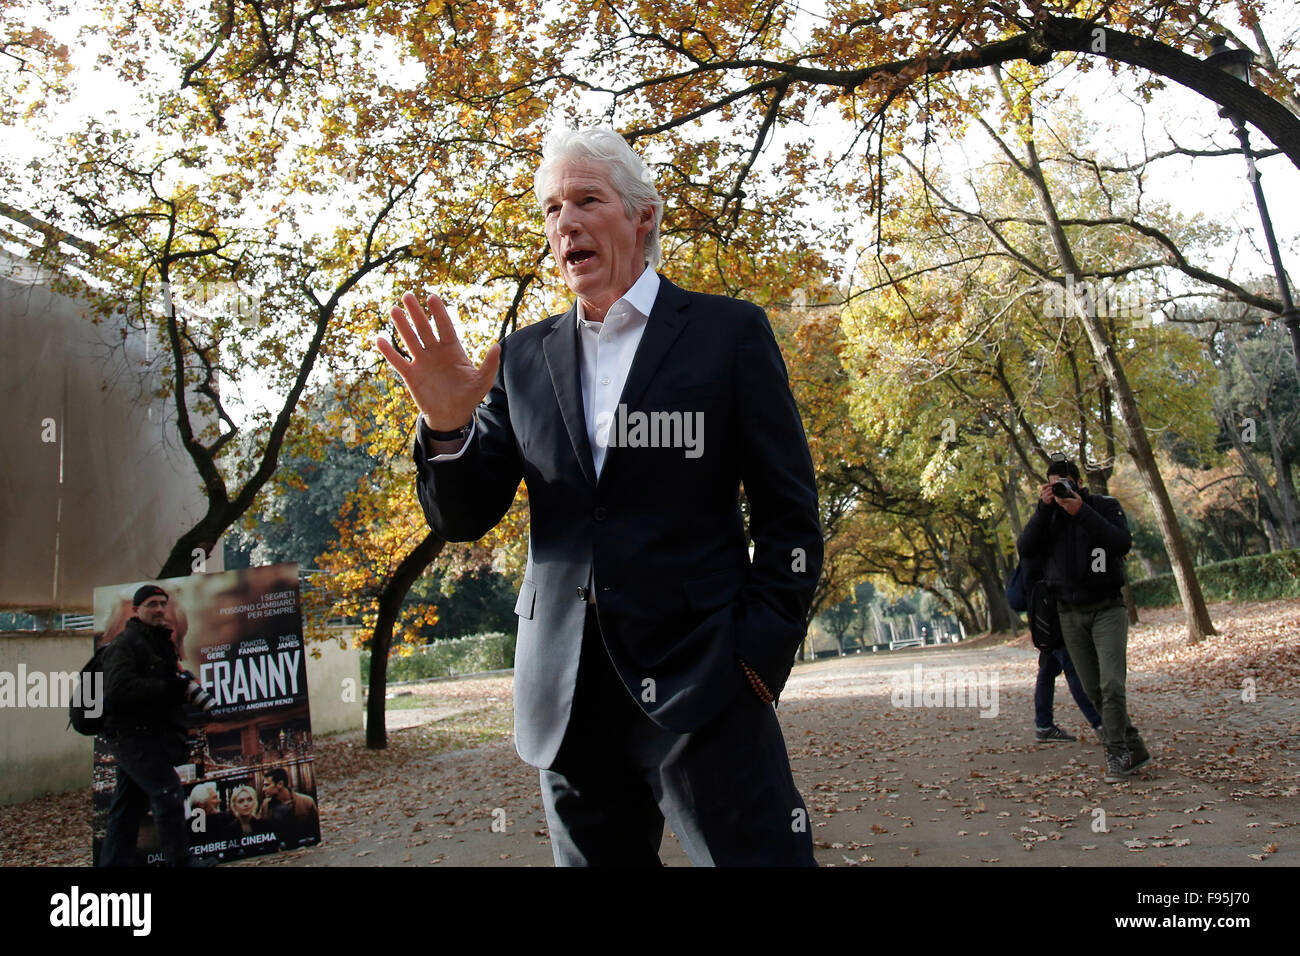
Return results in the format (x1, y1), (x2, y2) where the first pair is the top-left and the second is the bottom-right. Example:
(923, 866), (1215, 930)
(257, 623), (1298, 867)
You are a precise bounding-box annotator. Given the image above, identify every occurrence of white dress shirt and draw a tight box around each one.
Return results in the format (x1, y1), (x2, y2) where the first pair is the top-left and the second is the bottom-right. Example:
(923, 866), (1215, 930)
(426, 267), (661, 471)
(577, 266), (659, 476)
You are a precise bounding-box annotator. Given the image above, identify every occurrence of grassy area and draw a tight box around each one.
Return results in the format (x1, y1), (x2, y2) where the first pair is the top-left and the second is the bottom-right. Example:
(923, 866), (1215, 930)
(311, 675), (517, 780)
(382, 710), (512, 752)
(382, 692), (438, 711)
(313, 698), (513, 780)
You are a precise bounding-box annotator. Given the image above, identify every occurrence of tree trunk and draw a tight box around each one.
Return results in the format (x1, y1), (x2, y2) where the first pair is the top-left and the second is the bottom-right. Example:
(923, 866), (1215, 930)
(1268, 433), (1300, 548)
(931, 576), (982, 636)
(1223, 408), (1300, 549)
(1002, 469), (1025, 540)
(365, 531), (447, 750)
(158, 520), (225, 578)
(953, 591), (981, 636)
(973, 531), (1016, 632)
(1065, 273), (1215, 643)
(998, 84), (1216, 642)
(1123, 584), (1139, 626)
(1262, 513), (1283, 553)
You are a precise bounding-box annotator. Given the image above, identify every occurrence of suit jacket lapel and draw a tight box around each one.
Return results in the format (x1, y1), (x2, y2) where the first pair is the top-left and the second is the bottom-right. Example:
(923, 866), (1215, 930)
(542, 305), (598, 486)
(616, 276), (691, 413)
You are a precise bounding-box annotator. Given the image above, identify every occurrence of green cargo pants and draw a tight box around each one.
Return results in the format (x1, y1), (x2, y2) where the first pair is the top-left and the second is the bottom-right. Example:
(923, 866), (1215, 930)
(1057, 600), (1145, 757)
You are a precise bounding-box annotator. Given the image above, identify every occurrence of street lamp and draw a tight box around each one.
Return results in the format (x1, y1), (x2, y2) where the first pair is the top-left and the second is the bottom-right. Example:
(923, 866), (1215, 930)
(1205, 36), (1300, 380)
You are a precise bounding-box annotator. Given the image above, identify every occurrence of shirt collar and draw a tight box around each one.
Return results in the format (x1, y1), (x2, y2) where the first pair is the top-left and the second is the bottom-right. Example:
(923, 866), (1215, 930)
(575, 267), (661, 328)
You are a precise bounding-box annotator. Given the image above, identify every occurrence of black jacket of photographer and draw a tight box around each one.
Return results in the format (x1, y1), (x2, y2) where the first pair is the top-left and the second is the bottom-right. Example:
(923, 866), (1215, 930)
(102, 617), (189, 747)
(1017, 487), (1132, 606)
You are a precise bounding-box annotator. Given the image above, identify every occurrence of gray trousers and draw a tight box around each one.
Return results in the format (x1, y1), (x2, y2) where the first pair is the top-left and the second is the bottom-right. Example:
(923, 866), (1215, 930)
(1058, 602), (1144, 756)
(539, 606), (816, 866)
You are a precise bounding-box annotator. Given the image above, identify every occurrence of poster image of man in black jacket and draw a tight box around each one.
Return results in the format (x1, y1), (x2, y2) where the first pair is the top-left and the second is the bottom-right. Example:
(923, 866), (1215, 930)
(1017, 456), (1152, 784)
(98, 584), (200, 866)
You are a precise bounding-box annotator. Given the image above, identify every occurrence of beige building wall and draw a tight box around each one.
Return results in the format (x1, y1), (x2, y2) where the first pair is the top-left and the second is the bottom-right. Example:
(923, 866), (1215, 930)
(0, 633), (96, 805)
(307, 634), (364, 737)
(0, 632), (362, 806)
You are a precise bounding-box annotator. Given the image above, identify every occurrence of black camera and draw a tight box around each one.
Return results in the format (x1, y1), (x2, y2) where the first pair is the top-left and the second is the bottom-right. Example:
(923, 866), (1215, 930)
(1051, 479), (1076, 500)
(179, 671), (217, 712)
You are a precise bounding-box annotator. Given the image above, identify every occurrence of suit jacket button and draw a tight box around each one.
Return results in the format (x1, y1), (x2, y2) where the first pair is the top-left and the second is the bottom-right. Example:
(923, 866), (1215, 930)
(593, 506), (608, 521)
(576, 586), (588, 602)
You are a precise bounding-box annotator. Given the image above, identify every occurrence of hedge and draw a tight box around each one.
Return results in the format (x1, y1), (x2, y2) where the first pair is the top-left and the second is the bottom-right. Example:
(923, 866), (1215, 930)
(359, 631), (516, 686)
(1129, 549), (1300, 607)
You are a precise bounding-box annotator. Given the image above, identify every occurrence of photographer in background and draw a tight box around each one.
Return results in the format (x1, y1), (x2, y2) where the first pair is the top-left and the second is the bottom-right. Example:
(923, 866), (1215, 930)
(99, 585), (208, 866)
(1017, 456), (1151, 783)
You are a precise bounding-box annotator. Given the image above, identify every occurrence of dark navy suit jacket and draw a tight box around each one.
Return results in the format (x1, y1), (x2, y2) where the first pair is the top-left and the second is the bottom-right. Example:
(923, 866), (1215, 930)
(413, 276), (823, 769)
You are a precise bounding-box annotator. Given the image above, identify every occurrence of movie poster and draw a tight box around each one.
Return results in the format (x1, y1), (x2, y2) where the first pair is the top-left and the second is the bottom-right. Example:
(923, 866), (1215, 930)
(90, 563), (320, 865)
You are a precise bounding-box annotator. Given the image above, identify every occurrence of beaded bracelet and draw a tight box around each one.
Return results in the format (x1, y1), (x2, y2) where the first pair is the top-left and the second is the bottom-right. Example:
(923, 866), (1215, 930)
(740, 660), (774, 705)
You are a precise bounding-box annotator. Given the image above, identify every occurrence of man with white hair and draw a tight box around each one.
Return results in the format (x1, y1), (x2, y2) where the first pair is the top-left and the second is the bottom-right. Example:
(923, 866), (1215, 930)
(379, 127), (822, 866)
(187, 781), (236, 844)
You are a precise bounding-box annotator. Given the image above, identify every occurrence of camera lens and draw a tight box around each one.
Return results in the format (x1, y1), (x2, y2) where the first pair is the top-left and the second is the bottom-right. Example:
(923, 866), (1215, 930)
(185, 679), (218, 712)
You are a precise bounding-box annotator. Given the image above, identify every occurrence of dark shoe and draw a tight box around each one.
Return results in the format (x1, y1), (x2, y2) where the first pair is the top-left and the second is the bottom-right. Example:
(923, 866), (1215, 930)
(1104, 750), (1130, 783)
(1035, 725), (1076, 742)
(1125, 740), (1152, 774)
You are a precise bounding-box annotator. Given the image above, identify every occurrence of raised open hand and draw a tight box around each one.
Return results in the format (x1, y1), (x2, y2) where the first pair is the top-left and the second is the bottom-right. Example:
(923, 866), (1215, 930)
(376, 291), (501, 432)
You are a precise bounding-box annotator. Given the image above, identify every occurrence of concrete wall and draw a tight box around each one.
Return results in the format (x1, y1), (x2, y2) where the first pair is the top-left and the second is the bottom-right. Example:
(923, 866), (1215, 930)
(307, 634), (363, 737)
(1, 631), (362, 806)
(0, 633), (96, 804)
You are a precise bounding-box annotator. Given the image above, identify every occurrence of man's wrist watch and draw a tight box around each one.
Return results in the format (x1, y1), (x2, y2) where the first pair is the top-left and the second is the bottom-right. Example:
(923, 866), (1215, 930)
(426, 418), (472, 442)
